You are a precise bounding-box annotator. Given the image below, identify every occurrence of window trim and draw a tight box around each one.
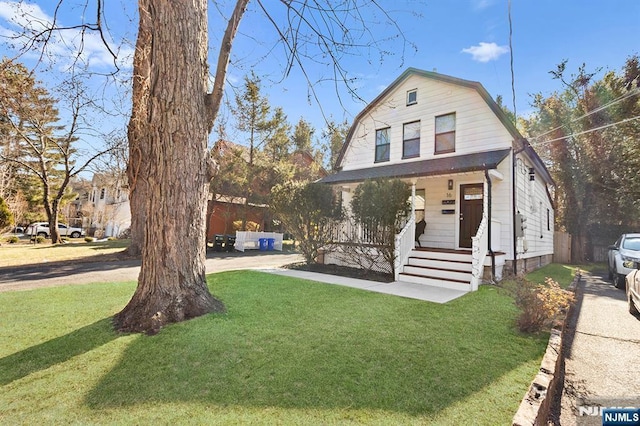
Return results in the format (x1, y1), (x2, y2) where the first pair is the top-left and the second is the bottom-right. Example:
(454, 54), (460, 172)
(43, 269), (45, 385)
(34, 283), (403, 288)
(402, 120), (421, 159)
(435, 112), (456, 155)
(406, 89), (417, 106)
(375, 127), (390, 163)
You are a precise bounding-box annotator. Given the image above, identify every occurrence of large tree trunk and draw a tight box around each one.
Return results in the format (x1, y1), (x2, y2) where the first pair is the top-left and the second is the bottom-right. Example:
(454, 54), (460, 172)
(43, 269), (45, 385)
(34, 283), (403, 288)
(115, 0), (225, 334)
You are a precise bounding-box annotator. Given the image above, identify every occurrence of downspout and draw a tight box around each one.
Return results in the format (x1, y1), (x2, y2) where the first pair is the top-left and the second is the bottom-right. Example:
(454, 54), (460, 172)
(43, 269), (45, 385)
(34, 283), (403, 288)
(485, 169), (495, 280)
(512, 149), (517, 275)
(512, 140), (527, 275)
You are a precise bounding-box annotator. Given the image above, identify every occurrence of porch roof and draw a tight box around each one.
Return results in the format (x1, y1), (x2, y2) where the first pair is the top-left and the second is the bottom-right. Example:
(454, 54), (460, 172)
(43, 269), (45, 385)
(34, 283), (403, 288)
(318, 148), (511, 184)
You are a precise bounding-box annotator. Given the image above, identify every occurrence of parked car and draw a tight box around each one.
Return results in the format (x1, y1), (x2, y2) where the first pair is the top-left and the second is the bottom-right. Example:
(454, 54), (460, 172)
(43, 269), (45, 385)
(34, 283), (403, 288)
(608, 233), (640, 289)
(26, 222), (86, 238)
(626, 267), (640, 316)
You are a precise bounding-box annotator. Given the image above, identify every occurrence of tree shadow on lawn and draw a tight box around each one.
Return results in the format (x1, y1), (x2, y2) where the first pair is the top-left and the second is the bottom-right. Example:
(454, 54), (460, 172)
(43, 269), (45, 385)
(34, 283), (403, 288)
(0, 318), (118, 386)
(84, 272), (548, 417)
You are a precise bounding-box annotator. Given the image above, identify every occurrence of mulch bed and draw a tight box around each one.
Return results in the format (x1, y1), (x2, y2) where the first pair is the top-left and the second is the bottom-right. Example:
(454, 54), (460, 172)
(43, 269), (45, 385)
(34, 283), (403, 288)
(285, 262), (393, 283)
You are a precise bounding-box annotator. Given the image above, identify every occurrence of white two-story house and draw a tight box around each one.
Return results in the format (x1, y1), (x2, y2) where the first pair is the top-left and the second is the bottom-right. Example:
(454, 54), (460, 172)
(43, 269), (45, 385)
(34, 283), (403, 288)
(319, 68), (555, 292)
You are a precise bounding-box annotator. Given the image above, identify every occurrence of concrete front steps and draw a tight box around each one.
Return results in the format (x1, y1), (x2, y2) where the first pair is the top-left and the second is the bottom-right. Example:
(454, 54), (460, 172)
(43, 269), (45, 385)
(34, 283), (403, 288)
(398, 248), (472, 292)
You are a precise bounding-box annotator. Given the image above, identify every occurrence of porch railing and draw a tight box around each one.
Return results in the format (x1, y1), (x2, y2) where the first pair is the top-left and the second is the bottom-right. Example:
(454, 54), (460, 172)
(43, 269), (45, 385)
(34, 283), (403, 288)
(394, 215), (416, 281)
(470, 183), (490, 291)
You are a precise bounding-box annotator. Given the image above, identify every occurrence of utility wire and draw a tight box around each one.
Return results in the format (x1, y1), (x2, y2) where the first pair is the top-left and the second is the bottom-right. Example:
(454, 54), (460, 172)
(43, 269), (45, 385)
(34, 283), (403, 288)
(529, 88), (640, 141)
(530, 115), (640, 146)
(508, 0), (516, 120)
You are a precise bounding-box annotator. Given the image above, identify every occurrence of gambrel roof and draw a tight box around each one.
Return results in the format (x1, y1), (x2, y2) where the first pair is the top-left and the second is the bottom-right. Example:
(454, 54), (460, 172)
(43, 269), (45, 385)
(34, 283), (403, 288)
(327, 67), (553, 186)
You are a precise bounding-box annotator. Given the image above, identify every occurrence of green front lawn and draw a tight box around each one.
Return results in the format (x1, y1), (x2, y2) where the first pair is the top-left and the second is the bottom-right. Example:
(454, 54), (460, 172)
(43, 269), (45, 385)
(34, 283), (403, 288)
(0, 271), (547, 425)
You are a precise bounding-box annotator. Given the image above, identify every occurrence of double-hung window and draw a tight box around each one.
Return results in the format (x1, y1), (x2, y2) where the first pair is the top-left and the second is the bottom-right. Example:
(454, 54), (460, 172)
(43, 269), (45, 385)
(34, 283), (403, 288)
(403, 121), (420, 158)
(375, 127), (390, 162)
(435, 112), (456, 154)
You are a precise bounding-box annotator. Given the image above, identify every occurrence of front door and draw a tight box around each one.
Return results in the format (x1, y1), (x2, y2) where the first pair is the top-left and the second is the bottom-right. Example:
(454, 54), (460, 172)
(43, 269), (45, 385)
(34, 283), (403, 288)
(459, 183), (484, 248)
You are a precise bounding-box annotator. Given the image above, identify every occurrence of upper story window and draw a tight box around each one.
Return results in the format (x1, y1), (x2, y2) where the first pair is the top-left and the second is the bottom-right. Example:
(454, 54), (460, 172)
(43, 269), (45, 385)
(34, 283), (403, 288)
(403, 121), (420, 158)
(435, 112), (456, 154)
(375, 127), (390, 162)
(406, 89), (417, 106)
(100, 188), (106, 200)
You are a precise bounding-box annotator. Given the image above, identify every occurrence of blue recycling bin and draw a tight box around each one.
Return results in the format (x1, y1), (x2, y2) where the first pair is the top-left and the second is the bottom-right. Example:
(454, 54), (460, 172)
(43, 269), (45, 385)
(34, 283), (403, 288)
(258, 238), (268, 251)
(267, 238), (275, 251)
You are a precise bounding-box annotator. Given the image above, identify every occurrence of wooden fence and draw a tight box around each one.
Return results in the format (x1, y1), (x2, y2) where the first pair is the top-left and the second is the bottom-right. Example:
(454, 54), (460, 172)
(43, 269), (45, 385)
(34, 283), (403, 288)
(553, 231), (572, 263)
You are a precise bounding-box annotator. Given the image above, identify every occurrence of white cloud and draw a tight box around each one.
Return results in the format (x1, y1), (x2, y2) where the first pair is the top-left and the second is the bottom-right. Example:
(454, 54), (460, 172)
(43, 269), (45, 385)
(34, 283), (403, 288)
(471, 0), (494, 10)
(461, 42), (509, 63)
(0, 1), (131, 71)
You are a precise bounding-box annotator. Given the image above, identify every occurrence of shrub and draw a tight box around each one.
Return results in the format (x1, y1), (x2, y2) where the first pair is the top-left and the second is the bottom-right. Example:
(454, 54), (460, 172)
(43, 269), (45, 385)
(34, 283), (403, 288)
(346, 178), (411, 276)
(35, 236), (46, 244)
(7, 236), (19, 244)
(0, 196), (13, 231)
(85, 237), (94, 243)
(271, 181), (342, 264)
(514, 277), (575, 333)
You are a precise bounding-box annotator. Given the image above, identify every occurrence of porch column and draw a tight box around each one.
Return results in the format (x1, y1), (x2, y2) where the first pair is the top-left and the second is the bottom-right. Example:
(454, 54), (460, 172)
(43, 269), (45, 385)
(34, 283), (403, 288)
(410, 180), (416, 220)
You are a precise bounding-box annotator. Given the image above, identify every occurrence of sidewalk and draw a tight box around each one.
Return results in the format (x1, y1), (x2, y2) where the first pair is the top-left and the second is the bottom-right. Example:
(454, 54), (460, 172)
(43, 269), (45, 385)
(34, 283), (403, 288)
(264, 268), (468, 303)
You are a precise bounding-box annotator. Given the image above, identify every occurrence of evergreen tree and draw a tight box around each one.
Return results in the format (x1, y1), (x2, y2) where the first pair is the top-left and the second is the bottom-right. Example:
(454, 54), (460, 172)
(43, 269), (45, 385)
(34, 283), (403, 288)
(292, 117), (315, 152)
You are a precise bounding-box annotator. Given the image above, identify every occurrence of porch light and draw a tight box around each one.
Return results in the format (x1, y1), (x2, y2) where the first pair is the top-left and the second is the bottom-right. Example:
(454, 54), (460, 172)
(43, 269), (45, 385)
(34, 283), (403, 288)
(447, 179), (454, 190)
(528, 168), (535, 181)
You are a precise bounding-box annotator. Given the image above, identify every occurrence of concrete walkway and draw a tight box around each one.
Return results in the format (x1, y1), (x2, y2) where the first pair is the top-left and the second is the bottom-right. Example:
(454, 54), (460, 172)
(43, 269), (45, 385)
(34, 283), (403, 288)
(0, 249), (468, 303)
(264, 268), (468, 303)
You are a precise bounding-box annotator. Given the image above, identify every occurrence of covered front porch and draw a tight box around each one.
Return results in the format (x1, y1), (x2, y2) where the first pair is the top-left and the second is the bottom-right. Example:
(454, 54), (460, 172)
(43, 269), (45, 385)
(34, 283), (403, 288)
(319, 149), (513, 291)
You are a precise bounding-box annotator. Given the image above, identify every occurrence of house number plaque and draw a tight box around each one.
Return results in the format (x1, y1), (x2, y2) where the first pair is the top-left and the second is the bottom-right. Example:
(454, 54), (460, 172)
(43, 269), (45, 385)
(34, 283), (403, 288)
(441, 200), (455, 205)
(441, 209), (455, 214)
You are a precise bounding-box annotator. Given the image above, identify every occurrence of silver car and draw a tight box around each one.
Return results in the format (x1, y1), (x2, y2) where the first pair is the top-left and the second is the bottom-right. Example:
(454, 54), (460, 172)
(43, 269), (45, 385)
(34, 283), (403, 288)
(608, 233), (640, 289)
(626, 267), (640, 316)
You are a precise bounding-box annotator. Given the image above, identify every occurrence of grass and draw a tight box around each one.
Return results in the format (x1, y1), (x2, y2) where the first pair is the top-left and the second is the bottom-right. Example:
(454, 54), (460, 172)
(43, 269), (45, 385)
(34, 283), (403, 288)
(0, 270), (548, 425)
(524, 262), (603, 288)
(0, 239), (130, 268)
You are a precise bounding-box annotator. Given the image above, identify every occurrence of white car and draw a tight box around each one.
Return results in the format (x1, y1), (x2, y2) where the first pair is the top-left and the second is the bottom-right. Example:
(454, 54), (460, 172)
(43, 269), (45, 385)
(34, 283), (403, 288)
(608, 233), (640, 289)
(626, 267), (640, 316)
(26, 222), (85, 238)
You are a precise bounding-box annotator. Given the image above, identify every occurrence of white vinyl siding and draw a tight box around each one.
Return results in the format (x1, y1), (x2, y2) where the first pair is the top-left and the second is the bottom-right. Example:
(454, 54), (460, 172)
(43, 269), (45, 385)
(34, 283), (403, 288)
(340, 75), (514, 171)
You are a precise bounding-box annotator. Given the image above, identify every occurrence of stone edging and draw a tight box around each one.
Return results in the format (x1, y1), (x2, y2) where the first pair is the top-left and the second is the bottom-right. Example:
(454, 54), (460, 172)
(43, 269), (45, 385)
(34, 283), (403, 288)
(512, 272), (580, 426)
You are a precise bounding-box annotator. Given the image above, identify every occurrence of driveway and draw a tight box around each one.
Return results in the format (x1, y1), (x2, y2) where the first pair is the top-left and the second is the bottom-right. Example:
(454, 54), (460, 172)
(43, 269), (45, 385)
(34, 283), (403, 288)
(0, 251), (303, 292)
(551, 270), (640, 424)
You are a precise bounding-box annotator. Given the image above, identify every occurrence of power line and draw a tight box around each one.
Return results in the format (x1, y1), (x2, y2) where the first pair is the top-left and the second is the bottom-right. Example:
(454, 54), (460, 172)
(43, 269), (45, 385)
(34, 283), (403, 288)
(529, 88), (640, 141)
(508, 0), (516, 119)
(530, 115), (640, 147)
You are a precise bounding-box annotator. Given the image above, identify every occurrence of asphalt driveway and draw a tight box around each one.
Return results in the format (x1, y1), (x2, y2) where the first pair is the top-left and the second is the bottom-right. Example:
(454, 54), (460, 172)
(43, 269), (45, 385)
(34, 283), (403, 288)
(0, 251), (303, 292)
(551, 270), (640, 425)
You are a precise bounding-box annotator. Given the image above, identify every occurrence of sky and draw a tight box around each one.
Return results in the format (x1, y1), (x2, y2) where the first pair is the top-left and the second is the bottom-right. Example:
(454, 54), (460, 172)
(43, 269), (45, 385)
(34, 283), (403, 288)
(0, 0), (638, 157)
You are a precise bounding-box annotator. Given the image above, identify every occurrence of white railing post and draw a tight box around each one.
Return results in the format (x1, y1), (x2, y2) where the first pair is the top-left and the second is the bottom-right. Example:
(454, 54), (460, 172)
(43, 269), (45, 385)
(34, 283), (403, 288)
(394, 215), (416, 281)
(470, 182), (490, 291)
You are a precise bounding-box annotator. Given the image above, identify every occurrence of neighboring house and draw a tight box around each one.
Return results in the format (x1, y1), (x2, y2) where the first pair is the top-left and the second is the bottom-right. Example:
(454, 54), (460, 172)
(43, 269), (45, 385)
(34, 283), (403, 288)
(207, 139), (327, 241)
(319, 68), (555, 292)
(88, 173), (131, 238)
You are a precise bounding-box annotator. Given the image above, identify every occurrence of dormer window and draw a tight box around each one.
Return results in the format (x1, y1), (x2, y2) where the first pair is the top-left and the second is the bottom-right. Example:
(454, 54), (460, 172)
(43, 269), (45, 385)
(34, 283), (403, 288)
(406, 89), (417, 106)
